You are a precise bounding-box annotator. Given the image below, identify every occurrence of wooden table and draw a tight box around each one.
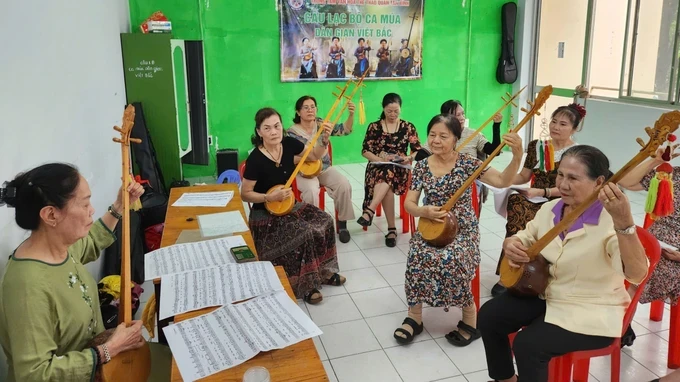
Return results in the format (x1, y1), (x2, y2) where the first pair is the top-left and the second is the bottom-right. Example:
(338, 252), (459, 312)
(158, 184), (327, 382)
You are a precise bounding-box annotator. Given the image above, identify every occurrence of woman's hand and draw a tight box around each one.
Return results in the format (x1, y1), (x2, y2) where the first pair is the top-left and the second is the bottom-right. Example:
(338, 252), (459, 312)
(104, 321), (145, 358)
(321, 121), (333, 139)
(503, 133), (523, 158)
(347, 101), (356, 116)
(662, 248), (680, 262)
(112, 179), (145, 213)
(420, 205), (449, 222)
(517, 188), (546, 199)
(267, 187), (293, 202)
(503, 237), (530, 268)
(493, 113), (503, 123)
(598, 183), (634, 229)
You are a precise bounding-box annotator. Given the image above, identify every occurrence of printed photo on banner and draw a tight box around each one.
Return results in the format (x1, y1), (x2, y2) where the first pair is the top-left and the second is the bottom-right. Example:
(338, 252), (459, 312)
(279, 0), (424, 82)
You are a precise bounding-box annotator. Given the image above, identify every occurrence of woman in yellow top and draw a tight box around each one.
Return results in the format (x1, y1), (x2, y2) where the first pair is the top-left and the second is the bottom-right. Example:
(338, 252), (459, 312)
(0, 163), (170, 381)
(477, 145), (649, 382)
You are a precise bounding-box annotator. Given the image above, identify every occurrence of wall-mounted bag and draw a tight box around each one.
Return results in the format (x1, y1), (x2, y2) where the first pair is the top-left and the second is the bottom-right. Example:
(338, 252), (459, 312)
(496, 2), (518, 84)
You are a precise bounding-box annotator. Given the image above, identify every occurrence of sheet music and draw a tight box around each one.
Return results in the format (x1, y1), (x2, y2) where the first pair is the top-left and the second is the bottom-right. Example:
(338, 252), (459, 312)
(144, 236), (247, 280)
(159, 262), (284, 319)
(480, 182), (547, 219)
(368, 161), (413, 169)
(164, 290), (322, 381)
(172, 191), (234, 207)
(660, 241), (678, 251)
(198, 211), (249, 237)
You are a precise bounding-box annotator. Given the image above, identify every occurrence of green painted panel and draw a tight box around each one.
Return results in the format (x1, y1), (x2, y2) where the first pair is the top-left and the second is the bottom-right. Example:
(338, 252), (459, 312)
(121, 33), (181, 188)
(173, 45), (191, 152)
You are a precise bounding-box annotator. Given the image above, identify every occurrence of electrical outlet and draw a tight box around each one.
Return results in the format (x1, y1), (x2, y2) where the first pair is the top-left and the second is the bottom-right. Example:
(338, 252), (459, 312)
(208, 135), (213, 146)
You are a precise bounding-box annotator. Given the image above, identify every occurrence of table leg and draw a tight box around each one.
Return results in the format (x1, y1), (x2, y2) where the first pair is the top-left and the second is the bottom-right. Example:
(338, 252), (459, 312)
(155, 283), (172, 345)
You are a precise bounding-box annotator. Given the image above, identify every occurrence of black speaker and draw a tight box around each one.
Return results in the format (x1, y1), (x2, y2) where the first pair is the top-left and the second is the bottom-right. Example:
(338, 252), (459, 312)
(216, 149), (239, 175)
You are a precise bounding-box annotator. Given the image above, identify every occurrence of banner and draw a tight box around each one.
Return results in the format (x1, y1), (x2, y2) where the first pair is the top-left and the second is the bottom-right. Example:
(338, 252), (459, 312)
(279, 0), (424, 82)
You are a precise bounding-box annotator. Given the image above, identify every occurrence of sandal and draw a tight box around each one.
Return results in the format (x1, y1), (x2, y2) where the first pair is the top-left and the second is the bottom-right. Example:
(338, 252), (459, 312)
(303, 288), (323, 305)
(445, 320), (481, 347)
(325, 273), (346, 286)
(393, 317), (424, 344)
(357, 208), (375, 227)
(385, 228), (397, 247)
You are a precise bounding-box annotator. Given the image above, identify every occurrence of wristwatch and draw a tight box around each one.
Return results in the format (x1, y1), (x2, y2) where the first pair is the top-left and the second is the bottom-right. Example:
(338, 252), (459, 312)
(615, 225), (636, 235)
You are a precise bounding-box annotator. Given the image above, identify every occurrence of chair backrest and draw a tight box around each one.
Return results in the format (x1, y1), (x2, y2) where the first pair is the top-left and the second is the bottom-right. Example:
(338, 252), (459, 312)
(621, 226), (662, 336)
(238, 162), (251, 209)
(217, 169), (241, 185)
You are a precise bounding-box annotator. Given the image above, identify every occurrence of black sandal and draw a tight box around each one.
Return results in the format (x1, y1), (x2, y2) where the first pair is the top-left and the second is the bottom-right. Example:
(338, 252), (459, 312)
(445, 320), (481, 347)
(303, 288), (323, 305)
(393, 317), (424, 344)
(357, 208), (375, 227)
(325, 273), (346, 286)
(385, 228), (397, 247)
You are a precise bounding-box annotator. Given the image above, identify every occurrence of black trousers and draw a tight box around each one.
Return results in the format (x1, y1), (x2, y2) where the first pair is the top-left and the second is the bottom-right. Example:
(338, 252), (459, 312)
(477, 293), (614, 382)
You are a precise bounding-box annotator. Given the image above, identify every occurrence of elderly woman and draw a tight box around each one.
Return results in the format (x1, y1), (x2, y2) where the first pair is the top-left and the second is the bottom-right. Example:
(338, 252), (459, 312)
(478, 145), (649, 382)
(288, 95), (356, 243)
(0, 163), (170, 381)
(393, 115), (524, 346)
(358, 93), (422, 247)
(242, 107), (346, 305)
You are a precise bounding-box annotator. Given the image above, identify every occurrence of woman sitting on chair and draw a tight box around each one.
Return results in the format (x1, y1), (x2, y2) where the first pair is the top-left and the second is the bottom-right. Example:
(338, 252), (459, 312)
(478, 145), (649, 382)
(0, 164), (170, 382)
(358, 93), (422, 247)
(241, 107), (346, 305)
(288, 95), (356, 243)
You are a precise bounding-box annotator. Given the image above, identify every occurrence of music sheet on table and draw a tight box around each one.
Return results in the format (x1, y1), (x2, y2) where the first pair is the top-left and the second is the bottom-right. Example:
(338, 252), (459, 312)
(164, 290), (323, 382)
(159, 262), (284, 320)
(144, 236), (245, 280)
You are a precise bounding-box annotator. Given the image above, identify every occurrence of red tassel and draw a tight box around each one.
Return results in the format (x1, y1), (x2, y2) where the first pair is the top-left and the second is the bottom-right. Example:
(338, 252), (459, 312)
(653, 178), (674, 217)
(544, 143), (551, 171)
(643, 214), (654, 229)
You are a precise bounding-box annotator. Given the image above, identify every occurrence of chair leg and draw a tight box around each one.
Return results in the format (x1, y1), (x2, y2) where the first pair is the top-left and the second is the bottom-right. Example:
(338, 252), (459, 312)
(472, 267), (480, 311)
(409, 215), (416, 238)
(335, 209), (340, 234)
(401, 193), (409, 234)
(319, 189), (325, 211)
(376, 203), (382, 217)
(555, 354), (573, 382)
(572, 358), (591, 382)
(650, 300), (665, 322)
(611, 346), (621, 382)
(670, 302), (680, 369)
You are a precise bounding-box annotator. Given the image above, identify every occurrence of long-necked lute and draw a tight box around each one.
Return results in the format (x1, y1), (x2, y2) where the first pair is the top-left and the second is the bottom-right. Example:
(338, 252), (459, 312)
(87, 105), (151, 381)
(265, 69), (369, 216)
(417, 85), (553, 247)
(500, 110), (680, 297)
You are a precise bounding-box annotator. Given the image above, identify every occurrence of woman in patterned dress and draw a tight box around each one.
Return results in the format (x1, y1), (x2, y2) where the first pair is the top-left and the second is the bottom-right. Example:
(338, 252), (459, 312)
(491, 104), (586, 297)
(392, 114), (524, 346)
(242, 108), (346, 305)
(358, 93), (422, 247)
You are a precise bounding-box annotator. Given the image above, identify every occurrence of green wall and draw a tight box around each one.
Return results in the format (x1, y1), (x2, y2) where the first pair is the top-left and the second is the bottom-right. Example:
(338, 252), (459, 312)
(130, 0), (515, 179)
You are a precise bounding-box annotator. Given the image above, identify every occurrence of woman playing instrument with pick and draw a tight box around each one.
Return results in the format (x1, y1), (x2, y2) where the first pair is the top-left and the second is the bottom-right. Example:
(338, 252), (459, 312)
(392, 114), (524, 346)
(492, 103), (586, 297)
(242, 108), (346, 305)
(288, 95), (356, 243)
(358, 93), (422, 247)
(0, 164), (169, 381)
(478, 146), (649, 382)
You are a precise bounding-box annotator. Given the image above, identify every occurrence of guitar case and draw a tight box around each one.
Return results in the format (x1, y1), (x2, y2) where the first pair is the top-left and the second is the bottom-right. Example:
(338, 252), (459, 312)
(496, 2), (518, 84)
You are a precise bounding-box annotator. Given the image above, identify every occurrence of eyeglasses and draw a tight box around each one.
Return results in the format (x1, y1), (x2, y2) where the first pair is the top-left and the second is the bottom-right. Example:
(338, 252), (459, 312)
(301, 106), (317, 111)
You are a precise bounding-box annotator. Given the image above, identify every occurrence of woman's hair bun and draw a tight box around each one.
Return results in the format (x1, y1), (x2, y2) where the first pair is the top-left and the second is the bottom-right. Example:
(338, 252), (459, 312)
(567, 103), (587, 119)
(0, 181), (18, 208)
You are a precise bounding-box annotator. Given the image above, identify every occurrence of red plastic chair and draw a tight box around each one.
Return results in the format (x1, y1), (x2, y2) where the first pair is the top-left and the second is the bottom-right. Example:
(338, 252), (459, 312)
(648, 299), (680, 369)
(552, 226), (662, 382)
(238, 161), (250, 209)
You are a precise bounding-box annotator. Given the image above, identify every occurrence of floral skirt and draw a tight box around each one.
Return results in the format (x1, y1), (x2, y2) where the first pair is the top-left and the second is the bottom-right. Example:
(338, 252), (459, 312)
(640, 257), (680, 305)
(249, 203), (338, 299)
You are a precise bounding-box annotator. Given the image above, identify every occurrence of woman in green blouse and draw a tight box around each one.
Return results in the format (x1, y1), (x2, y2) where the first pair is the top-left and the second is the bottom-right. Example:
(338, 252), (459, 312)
(0, 163), (162, 381)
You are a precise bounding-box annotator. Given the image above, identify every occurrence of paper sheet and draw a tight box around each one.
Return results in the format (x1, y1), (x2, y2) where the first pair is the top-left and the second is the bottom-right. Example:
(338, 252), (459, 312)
(480, 182), (548, 219)
(175, 229), (231, 245)
(198, 211), (249, 237)
(368, 161), (412, 170)
(159, 262), (284, 319)
(164, 290), (323, 381)
(144, 236), (246, 280)
(660, 241), (678, 251)
(172, 191), (234, 207)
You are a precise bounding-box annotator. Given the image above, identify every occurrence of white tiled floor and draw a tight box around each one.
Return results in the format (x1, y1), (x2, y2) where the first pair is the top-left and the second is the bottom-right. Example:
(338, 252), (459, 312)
(138, 156), (676, 382)
(292, 159), (674, 382)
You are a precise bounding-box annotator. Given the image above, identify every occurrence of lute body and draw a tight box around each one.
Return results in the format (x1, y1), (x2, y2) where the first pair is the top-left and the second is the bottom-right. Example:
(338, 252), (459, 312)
(500, 110), (680, 297)
(299, 159), (323, 178)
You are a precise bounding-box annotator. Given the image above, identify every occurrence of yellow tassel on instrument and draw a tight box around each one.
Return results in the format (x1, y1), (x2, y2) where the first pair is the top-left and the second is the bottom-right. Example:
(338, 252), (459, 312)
(359, 89), (366, 125)
(141, 293), (157, 339)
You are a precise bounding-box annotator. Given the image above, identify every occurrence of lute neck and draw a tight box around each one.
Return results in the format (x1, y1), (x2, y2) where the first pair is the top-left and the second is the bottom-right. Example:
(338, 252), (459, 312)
(119, 143), (133, 324)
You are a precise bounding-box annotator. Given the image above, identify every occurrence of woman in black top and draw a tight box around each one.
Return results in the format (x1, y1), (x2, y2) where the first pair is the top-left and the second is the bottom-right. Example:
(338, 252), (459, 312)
(241, 107), (346, 304)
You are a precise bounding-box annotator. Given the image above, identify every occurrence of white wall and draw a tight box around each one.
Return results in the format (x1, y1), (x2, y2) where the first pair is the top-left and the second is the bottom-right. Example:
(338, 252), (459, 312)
(0, 0), (130, 375)
(577, 98), (677, 171)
